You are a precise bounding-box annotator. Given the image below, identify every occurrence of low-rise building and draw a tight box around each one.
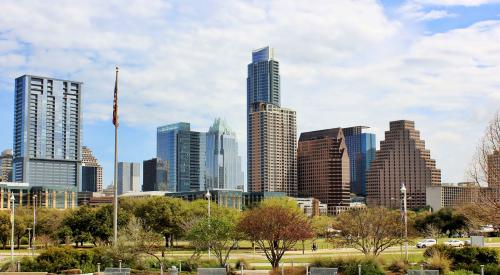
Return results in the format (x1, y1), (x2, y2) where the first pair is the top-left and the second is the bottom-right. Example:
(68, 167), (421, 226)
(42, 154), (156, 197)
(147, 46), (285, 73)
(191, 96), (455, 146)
(426, 184), (500, 211)
(1, 182), (77, 210)
(293, 197), (328, 216)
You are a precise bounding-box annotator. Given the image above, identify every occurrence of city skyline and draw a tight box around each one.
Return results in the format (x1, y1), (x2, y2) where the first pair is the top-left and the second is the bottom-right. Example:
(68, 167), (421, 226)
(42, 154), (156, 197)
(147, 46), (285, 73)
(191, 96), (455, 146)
(1, 1), (500, 187)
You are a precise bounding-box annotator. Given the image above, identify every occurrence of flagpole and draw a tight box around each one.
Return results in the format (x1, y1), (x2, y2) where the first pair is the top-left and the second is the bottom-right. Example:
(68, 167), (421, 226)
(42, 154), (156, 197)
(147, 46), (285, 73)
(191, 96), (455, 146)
(113, 67), (119, 247)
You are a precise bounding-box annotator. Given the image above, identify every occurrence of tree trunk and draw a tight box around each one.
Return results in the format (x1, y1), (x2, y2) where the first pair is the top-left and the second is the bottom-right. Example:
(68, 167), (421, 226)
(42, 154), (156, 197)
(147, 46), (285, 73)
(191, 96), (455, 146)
(170, 234), (174, 248)
(17, 236), (20, 249)
(302, 240), (305, 254)
(165, 235), (169, 248)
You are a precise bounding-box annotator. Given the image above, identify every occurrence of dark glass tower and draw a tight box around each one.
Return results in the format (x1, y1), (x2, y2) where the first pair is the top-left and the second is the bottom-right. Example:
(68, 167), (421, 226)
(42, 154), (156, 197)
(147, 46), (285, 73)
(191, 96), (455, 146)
(343, 126), (376, 196)
(247, 46), (280, 109)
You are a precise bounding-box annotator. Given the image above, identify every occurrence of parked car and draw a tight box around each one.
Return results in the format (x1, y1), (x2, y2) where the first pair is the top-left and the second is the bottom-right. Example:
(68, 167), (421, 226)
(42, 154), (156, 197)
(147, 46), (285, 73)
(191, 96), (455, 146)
(443, 239), (465, 247)
(464, 240), (471, 246)
(416, 239), (437, 248)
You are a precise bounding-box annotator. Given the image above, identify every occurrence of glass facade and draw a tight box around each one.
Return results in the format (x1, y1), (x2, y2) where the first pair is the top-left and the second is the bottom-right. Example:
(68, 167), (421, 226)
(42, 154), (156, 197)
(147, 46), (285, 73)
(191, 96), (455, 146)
(343, 126), (376, 196)
(157, 122), (205, 192)
(0, 182), (77, 209)
(142, 158), (168, 191)
(205, 118), (244, 190)
(247, 46), (280, 110)
(13, 75), (82, 188)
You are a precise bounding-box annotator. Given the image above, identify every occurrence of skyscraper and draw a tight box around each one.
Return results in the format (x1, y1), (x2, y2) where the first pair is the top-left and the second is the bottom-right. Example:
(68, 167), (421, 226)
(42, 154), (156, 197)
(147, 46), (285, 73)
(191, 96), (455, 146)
(488, 149), (500, 187)
(366, 120), (441, 209)
(343, 126), (376, 196)
(81, 146), (103, 192)
(205, 118), (244, 190)
(0, 149), (13, 182)
(248, 103), (297, 196)
(117, 162), (140, 195)
(298, 128), (351, 214)
(247, 47), (297, 196)
(143, 158), (168, 191)
(157, 122), (205, 192)
(13, 75), (82, 187)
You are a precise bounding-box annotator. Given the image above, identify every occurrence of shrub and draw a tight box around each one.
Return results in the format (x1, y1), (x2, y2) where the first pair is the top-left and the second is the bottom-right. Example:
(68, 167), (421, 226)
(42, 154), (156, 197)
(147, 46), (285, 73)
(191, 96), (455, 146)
(270, 267), (305, 275)
(425, 252), (451, 274)
(309, 257), (384, 275)
(483, 263), (500, 275)
(387, 259), (408, 274)
(423, 244), (453, 258)
(447, 270), (474, 275)
(423, 244), (499, 272)
(234, 259), (252, 270)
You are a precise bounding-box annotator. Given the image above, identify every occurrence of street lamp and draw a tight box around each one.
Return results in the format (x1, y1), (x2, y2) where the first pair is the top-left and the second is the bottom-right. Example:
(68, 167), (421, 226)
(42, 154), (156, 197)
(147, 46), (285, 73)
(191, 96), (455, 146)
(10, 194), (15, 262)
(205, 190), (211, 260)
(400, 183), (408, 262)
(33, 194), (37, 256)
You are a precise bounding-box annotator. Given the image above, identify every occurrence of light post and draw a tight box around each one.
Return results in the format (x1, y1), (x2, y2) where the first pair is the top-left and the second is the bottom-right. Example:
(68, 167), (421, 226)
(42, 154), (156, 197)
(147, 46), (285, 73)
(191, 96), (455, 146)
(27, 228), (32, 253)
(33, 194), (37, 256)
(205, 190), (211, 260)
(401, 183), (408, 262)
(10, 194), (15, 262)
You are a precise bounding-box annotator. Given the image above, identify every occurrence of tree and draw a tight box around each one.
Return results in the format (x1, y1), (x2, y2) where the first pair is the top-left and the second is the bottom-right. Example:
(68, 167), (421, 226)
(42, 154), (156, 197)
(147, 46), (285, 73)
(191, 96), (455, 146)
(238, 198), (314, 268)
(14, 208), (30, 249)
(330, 207), (404, 256)
(414, 208), (469, 237)
(311, 215), (334, 239)
(187, 211), (241, 267)
(467, 111), (500, 228)
(0, 211), (10, 249)
(59, 206), (95, 247)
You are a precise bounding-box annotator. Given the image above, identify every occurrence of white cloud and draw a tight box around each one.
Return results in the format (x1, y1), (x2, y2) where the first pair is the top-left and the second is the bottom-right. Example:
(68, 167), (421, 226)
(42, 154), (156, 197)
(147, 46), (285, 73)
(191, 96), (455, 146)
(415, 0), (500, 6)
(398, 1), (456, 21)
(0, 0), (499, 184)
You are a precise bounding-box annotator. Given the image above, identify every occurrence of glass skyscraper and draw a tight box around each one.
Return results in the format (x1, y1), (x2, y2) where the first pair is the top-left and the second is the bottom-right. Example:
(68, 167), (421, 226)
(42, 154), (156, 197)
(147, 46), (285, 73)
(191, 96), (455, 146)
(13, 75), (82, 188)
(117, 162), (140, 195)
(247, 47), (298, 196)
(343, 126), (376, 196)
(205, 118), (244, 190)
(157, 122), (205, 192)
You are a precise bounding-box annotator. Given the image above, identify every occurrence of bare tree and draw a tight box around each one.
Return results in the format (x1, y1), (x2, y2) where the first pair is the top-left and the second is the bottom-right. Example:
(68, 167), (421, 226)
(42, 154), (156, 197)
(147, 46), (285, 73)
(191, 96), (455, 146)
(330, 207), (404, 256)
(466, 110), (500, 228)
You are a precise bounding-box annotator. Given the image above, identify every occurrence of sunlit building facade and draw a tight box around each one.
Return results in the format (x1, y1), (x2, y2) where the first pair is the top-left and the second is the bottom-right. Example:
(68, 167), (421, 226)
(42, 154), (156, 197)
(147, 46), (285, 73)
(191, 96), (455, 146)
(13, 75), (82, 188)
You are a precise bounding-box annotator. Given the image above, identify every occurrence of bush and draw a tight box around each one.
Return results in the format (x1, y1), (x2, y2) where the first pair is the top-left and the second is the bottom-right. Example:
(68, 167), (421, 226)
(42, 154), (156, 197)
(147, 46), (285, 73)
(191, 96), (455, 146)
(234, 258), (252, 270)
(425, 252), (451, 274)
(387, 259), (408, 274)
(309, 257), (384, 275)
(423, 244), (499, 272)
(423, 244), (453, 258)
(179, 259), (220, 272)
(484, 264), (500, 275)
(447, 270), (474, 275)
(270, 267), (305, 275)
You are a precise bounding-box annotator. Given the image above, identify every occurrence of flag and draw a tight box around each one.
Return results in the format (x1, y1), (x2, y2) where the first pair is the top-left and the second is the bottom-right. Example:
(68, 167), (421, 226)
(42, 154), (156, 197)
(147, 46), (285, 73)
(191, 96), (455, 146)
(113, 67), (119, 127)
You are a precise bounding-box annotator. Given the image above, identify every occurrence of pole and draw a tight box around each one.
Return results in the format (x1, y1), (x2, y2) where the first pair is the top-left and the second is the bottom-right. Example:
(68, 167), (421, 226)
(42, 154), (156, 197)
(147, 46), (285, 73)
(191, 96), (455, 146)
(113, 67), (119, 247)
(358, 264), (361, 275)
(206, 190), (211, 260)
(401, 183), (408, 262)
(33, 194), (37, 256)
(27, 228), (31, 253)
(481, 265), (484, 275)
(11, 194), (15, 262)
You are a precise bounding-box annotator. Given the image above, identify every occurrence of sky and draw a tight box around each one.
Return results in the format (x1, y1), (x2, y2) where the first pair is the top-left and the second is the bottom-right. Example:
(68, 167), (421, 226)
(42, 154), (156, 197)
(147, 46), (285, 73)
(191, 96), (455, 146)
(0, 0), (499, 188)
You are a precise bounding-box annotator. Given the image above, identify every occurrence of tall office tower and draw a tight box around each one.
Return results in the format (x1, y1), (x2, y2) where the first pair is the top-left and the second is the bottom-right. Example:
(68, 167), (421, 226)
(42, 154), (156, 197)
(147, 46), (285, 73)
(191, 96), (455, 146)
(157, 122), (205, 192)
(117, 162), (141, 195)
(143, 158), (168, 191)
(488, 150), (500, 187)
(366, 120), (441, 208)
(247, 46), (297, 196)
(205, 118), (244, 190)
(248, 103), (297, 196)
(0, 149), (13, 182)
(298, 128), (351, 214)
(343, 126), (376, 196)
(13, 75), (82, 187)
(81, 146), (103, 192)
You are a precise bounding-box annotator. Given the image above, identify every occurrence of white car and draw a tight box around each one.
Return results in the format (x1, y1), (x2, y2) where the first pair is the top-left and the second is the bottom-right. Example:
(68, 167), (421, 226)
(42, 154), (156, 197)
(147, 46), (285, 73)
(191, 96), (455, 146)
(443, 239), (465, 247)
(416, 239), (437, 248)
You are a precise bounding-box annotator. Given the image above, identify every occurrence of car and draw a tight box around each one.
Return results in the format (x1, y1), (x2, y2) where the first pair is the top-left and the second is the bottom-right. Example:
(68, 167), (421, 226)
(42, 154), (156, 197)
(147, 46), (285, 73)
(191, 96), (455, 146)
(416, 239), (437, 248)
(443, 239), (465, 247)
(464, 240), (471, 246)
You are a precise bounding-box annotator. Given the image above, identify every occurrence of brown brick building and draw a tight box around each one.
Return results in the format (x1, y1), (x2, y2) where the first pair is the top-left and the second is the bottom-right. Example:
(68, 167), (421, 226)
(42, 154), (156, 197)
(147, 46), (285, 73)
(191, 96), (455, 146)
(488, 150), (500, 187)
(248, 102), (297, 196)
(298, 128), (350, 214)
(367, 120), (441, 209)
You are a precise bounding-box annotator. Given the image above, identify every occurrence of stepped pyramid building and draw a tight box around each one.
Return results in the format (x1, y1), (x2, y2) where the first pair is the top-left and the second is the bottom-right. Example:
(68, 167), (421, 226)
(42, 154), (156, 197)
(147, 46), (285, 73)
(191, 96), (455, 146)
(81, 146), (103, 192)
(366, 120), (441, 208)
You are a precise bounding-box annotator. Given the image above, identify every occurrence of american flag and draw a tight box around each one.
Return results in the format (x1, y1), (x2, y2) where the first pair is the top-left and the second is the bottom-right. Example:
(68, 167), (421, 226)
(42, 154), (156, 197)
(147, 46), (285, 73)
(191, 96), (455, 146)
(113, 67), (119, 127)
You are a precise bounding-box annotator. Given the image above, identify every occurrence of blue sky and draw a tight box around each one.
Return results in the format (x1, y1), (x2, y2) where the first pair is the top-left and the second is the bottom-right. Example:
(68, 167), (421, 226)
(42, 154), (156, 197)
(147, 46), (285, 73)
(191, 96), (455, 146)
(1, 0), (499, 187)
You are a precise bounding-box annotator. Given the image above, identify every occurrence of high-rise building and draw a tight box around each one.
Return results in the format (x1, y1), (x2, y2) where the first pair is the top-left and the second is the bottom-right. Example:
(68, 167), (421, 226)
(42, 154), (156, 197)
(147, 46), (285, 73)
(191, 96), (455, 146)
(247, 47), (297, 196)
(157, 122), (205, 192)
(13, 75), (82, 187)
(205, 118), (244, 190)
(0, 149), (13, 182)
(343, 126), (376, 196)
(248, 103), (297, 196)
(143, 158), (168, 191)
(487, 150), (500, 187)
(117, 162), (140, 195)
(366, 120), (441, 208)
(81, 146), (103, 192)
(298, 128), (351, 214)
